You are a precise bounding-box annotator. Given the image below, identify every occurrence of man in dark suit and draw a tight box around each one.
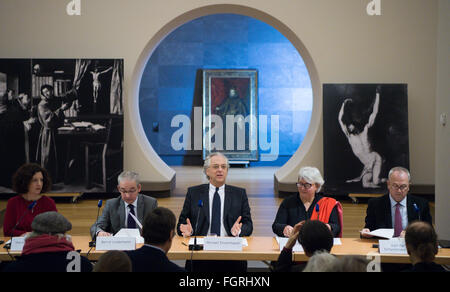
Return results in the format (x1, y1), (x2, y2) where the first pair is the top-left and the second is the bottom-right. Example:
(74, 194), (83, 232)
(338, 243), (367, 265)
(361, 167), (432, 238)
(177, 152), (253, 271)
(126, 207), (185, 272)
(90, 171), (158, 238)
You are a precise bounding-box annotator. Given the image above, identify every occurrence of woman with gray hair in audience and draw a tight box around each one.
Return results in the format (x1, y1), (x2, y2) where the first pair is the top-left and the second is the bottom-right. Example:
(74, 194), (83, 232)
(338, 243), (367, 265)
(303, 251), (338, 272)
(2, 211), (92, 272)
(272, 166), (343, 238)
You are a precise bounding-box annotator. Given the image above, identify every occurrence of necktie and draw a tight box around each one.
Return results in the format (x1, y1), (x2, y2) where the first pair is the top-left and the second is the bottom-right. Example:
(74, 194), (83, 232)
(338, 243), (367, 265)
(127, 204), (136, 229)
(211, 187), (221, 236)
(394, 203), (402, 237)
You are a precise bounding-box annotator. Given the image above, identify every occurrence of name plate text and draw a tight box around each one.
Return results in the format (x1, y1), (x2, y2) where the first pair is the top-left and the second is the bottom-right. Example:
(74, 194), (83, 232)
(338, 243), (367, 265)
(379, 238), (407, 254)
(203, 237), (243, 251)
(10, 237), (26, 251)
(96, 237), (136, 251)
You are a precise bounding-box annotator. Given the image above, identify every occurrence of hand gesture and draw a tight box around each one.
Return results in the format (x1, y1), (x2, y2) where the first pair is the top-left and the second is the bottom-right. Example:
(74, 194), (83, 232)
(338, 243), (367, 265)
(286, 221), (304, 249)
(97, 231), (112, 237)
(283, 225), (294, 237)
(180, 218), (193, 237)
(231, 216), (242, 237)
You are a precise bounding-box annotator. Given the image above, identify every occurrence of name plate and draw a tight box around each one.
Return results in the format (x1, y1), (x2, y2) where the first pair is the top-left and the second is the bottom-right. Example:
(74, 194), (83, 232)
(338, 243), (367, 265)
(96, 237), (136, 251)
(203, 237), (243, 251)
(10, 237), (26, 251)
(379, 238), (407, 254)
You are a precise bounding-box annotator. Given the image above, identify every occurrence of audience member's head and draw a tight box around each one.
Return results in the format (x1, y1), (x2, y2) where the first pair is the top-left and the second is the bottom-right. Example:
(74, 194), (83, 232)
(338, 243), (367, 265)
(298, 220), (333, 257)
(405, 221), (439, 264)
(142, 207), (176, 253)
(27, 211), (72, 239)
(94, 250), (132, 272)
(326, 255), (370, 272)
(303, 251), (337, 272)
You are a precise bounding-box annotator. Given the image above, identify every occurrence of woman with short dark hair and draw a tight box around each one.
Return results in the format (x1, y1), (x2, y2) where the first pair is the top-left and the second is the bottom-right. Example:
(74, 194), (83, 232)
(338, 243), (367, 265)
(3, 163), (57, 237)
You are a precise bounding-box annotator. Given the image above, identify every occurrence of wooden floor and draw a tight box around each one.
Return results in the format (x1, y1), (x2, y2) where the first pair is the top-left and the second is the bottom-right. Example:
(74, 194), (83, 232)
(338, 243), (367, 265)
(0, 166), (435, 238)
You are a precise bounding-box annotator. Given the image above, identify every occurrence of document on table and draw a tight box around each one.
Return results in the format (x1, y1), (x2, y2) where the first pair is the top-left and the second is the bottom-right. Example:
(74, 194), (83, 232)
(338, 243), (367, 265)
(276, 237), (342, 252)
(188, 237), (248, 247)
(363, 229), (394, 239)
(114, 228), (144, 244)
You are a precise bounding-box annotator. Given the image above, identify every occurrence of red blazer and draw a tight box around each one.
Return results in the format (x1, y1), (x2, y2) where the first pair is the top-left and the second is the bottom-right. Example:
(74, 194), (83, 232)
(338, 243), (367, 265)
(3, 195), (57, 237)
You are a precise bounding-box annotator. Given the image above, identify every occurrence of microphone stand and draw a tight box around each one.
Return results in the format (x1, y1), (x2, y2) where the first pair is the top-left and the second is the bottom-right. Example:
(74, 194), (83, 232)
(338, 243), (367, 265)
(187, 200), (203, 273)
(189, 200), (204, 251)
(89, 200), (103, 248)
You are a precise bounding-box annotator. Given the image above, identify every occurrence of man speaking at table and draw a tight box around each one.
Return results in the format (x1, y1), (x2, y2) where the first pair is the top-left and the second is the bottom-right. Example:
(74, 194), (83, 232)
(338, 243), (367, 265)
(177, 152), (253, 272)
(90, 171), (158, 238)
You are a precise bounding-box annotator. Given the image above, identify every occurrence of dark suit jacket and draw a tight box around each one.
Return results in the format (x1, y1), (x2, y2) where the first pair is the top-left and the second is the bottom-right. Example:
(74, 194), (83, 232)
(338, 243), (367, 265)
(90, 194), (158, 238)
(402, 262), (447, 272)
(126, 245), (186, 272)
(2, 252), (93, 272)
(364, 194), (432, 231)
(177, 184), (253, 237)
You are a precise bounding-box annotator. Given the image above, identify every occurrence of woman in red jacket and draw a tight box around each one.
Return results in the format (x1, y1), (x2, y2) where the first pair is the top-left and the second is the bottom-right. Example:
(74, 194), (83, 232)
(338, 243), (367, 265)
(3, 163), (57, 237)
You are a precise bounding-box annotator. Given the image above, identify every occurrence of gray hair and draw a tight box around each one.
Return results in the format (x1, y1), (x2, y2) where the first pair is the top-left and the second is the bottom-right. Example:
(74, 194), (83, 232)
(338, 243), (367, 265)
(298, 166), (325, 193)
(388, 167), (411, 181)
(325, 255), (371, 272)
(118, 171), (141, 185)
(303, 251), (337, 272)
(203, 152), (229, 180)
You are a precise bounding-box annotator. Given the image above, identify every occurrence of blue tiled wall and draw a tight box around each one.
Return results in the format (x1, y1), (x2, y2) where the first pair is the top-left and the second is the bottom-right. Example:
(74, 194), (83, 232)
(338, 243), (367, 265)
(139, 14), (312, 166)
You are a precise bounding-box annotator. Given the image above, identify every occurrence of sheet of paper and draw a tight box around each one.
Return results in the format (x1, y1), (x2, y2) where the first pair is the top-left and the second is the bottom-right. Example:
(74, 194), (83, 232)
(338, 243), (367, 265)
(114, 228), (144, 244)
(188, 237), (248, 247)
(276, 237), (304, 252)
(276, 237), (342, 252)
(92, 124), (106, 131)
(72, 121), (93, 127)
(365, 229), (394, 239)
(333, 238), (342, 245)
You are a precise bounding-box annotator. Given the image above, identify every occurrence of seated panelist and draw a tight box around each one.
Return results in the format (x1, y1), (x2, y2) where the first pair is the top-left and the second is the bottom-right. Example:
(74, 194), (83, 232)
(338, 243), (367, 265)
(177, 152), (253, 272)
(3, 163), (57, 237)
(361, 167), (432, 238)
(272, 166), (342, 238)
(90, 171), (157, 238)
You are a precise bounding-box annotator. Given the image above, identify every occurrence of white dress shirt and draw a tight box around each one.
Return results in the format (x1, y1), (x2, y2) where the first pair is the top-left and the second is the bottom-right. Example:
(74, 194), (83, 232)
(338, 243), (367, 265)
(208, 184), (226, 236)
(389, 195), (408, 230)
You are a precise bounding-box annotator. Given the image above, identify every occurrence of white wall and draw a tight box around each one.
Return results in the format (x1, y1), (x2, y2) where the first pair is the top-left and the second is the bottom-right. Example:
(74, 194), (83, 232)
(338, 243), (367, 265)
(0, 0), (441, 190)
(435, 0), (450, 240)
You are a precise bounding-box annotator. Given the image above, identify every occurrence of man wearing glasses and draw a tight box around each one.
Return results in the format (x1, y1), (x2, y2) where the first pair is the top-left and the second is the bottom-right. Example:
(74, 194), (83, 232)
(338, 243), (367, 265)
(90, 171), (158, 238)
(177, 152), (253, 272)
(361, 167), (432, 238)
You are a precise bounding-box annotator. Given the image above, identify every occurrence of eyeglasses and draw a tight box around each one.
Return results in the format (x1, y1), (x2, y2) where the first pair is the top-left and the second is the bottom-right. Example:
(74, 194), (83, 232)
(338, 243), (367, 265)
(296, 182), (313, 189)
(119, 188), (137, 194)
(390, 184), (409, 191)
(210, 164), (228, 170)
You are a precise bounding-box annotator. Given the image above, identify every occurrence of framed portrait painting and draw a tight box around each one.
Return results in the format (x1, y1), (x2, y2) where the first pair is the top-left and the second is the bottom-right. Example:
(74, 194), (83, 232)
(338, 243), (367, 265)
(202, 69), (258, 162)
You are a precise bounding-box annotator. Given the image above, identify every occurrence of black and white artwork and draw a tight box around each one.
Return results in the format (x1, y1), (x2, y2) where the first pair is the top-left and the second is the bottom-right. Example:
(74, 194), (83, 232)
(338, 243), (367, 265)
(323, 84), (409, 193)
(0, 59), (124, 194)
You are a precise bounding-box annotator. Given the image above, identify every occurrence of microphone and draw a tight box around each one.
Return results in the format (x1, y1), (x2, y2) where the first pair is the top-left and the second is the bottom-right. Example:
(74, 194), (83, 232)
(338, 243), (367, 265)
(413, 203), (421, 221)
(315, 204), (320, 220)
(189, 200), (204, 251)
(89, 200), (103, 248)
(4, 201), (37, 250)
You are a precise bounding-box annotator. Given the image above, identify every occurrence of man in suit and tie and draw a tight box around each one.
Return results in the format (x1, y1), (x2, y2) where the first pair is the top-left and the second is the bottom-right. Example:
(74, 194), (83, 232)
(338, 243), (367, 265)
(361, 167), (432, 238)
(177, 152), (253, 271)
(90, 171), (158, 238)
